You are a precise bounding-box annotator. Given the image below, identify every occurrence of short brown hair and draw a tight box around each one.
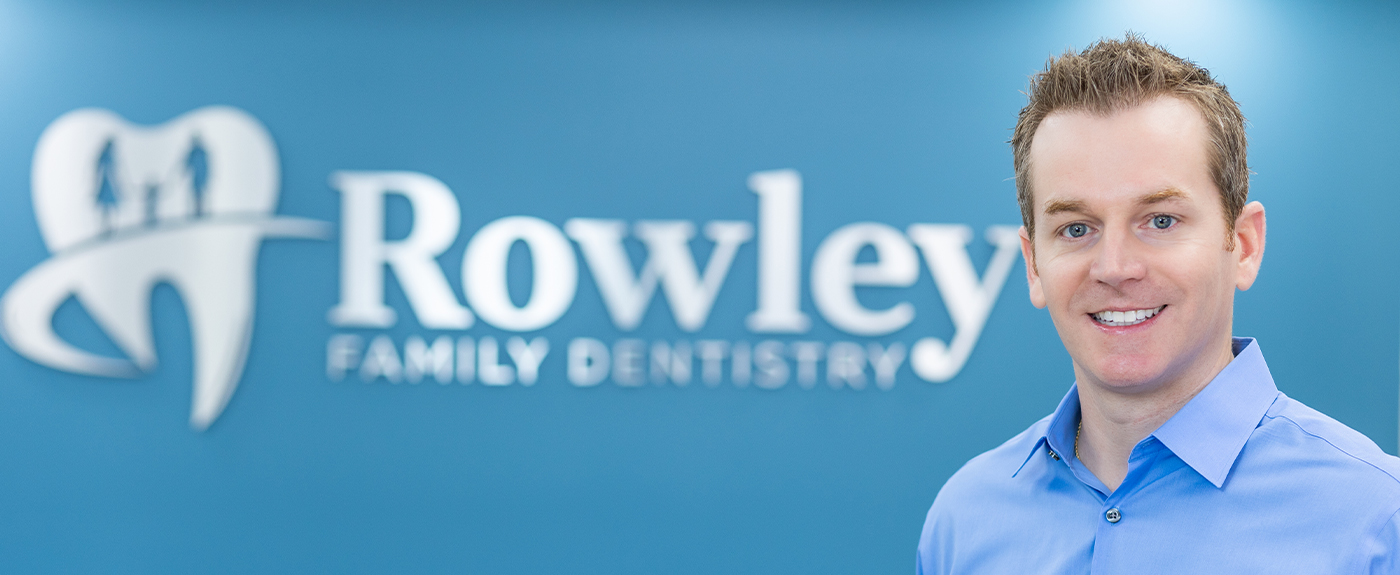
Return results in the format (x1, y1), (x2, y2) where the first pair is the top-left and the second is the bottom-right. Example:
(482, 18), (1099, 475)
(1011, 33), (1248, 247)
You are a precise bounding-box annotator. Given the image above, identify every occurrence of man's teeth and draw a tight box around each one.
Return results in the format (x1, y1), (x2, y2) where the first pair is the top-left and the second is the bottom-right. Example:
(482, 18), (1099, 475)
(1092, 306), (1164, 326)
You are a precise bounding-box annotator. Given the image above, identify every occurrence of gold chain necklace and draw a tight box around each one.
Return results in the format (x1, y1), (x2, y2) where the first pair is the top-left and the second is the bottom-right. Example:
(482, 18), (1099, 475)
(1075, 419), (1082, 460)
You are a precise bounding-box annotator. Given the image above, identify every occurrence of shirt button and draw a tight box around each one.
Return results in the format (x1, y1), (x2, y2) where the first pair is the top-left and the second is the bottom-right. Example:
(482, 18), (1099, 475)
(1048, 449), (1060, 461)
(1105, 508), (1122, 523)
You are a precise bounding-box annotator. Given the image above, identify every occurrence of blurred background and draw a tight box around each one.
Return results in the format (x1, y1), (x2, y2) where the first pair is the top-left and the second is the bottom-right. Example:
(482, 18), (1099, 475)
(0, 0), (1395, 573)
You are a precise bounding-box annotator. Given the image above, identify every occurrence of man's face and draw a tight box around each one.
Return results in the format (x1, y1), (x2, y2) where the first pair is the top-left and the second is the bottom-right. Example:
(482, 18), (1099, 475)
(1021, 96), (1263, 395)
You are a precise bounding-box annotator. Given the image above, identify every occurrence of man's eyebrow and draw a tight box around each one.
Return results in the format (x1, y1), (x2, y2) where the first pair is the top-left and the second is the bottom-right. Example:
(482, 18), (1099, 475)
(1042, 198), (1087, 216)
(1042, 189), (1189, 216)
(1138, 188), (1188, 205)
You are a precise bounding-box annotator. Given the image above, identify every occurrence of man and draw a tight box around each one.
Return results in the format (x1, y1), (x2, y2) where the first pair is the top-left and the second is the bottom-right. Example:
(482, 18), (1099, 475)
(917, 35), (1400, 573)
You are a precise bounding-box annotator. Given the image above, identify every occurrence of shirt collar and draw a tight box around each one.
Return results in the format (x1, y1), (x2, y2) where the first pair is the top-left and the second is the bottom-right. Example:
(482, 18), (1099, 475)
(1017, 337), (1281, 488)
(1151, 337), (1280, 488)
(1014, 384), (1082, 478)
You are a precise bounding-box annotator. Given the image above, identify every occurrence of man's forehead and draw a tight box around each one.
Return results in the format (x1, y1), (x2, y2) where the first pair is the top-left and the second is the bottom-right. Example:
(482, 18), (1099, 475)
(1027, 97), (1215, 216)
(1036, 106), (1206, 157)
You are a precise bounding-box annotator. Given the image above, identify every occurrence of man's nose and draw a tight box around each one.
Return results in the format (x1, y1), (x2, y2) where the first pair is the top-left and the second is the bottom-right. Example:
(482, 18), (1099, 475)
(1088, 227), (1147, 287)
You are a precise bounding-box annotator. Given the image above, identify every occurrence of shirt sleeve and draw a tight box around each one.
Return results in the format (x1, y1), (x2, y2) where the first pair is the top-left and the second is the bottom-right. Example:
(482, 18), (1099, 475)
(917, 498), (954, 575)
(1365, 507), (1400, 575)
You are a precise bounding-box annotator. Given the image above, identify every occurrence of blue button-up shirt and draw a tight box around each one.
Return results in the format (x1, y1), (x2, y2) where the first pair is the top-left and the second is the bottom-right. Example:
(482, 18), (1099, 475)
(918, 338), (1400, 574)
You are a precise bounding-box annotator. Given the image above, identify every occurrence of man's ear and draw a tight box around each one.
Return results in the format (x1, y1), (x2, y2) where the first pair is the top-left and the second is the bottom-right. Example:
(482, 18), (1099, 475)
(1020, 226), (1047, 309)
(1233, 201), (1266, 291)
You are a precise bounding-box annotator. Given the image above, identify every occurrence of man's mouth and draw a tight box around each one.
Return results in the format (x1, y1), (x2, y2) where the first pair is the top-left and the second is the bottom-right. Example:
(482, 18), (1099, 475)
(1090, 305), (1166, 327)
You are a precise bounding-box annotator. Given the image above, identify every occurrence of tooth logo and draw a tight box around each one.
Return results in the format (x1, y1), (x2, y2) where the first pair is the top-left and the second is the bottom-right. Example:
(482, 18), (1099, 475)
(1, 107), (328, 430)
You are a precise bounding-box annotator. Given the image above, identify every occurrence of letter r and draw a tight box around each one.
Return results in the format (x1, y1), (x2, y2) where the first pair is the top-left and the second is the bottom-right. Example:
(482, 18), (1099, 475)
(327, 171), (473, 329)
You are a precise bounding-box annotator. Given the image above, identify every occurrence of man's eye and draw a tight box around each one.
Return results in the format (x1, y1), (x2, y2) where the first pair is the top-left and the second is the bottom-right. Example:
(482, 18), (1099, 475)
(1062, 224), (1089, 238)
(1151, 215), (1176, 229)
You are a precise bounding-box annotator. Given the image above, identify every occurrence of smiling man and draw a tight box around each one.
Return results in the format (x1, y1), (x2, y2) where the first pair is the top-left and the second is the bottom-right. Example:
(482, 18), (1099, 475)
(917, 35), (1400, 573)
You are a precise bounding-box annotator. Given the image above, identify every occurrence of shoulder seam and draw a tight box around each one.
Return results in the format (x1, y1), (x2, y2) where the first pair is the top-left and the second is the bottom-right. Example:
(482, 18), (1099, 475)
(1263, 412), (1400, 486)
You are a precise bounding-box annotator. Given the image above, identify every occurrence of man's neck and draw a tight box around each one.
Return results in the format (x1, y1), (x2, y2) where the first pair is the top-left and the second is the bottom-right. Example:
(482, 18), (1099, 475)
(1074, 339), (1237, 492)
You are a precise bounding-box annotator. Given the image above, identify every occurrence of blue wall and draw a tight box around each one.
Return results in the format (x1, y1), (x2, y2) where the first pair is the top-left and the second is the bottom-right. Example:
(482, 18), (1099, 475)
(0, 1), (1396, 573)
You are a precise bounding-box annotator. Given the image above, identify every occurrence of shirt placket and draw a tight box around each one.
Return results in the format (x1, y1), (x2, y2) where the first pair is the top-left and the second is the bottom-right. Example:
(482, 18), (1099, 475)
(1088, 439), (1170, 573)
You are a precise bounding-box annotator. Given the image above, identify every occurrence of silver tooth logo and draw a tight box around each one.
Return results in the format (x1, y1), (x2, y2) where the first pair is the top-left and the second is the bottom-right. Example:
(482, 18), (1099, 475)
(1, 106), (328, 430)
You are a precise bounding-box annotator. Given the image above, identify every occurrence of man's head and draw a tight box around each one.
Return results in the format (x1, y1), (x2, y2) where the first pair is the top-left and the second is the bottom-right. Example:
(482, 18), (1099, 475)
(1014, 35), (1266, 395)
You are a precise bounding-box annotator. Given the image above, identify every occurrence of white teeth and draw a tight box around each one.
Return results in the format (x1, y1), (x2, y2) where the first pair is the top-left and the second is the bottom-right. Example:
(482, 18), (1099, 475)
(1092, 306), (1164, 327)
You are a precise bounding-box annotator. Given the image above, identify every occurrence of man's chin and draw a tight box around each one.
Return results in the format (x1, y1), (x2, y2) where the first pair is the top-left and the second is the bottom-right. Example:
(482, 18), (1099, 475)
(1073, 357), (1173, 395)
